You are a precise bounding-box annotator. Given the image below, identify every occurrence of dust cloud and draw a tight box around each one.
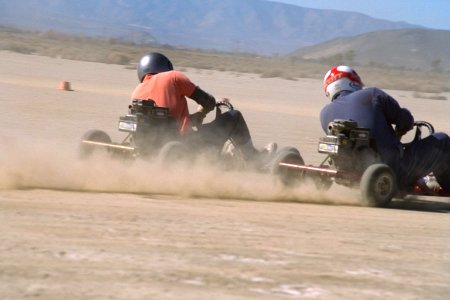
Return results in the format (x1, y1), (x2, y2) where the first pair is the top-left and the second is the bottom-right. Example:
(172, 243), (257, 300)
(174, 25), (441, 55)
(0, 136), (358, 205)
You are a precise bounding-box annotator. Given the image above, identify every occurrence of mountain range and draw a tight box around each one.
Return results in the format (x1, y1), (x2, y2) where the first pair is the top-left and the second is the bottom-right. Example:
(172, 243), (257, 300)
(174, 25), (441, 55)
(0, 0), (421, 55)
(290, 29), (450, 72)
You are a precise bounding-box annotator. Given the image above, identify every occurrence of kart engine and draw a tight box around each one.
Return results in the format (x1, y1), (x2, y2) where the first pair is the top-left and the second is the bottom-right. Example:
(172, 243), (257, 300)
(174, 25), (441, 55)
(319, 119), (377, 175)
(118, 99), (178, 155)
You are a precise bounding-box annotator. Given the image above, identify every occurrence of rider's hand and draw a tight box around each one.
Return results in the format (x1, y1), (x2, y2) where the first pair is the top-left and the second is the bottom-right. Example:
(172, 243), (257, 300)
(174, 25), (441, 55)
(395, 126), (408, 139)
(190, 111), (206, 128)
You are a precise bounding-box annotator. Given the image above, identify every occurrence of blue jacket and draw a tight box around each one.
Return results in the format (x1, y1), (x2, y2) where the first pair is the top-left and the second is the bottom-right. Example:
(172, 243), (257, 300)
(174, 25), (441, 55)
(320, 87), (414, 169)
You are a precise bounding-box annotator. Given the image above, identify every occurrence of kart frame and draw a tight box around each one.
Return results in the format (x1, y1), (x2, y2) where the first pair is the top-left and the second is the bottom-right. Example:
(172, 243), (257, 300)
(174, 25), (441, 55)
(275, 120), (442, 207)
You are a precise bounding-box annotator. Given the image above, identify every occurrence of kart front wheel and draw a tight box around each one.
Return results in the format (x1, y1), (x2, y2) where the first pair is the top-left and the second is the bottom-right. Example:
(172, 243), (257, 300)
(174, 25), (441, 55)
(360, 164), (396, 207)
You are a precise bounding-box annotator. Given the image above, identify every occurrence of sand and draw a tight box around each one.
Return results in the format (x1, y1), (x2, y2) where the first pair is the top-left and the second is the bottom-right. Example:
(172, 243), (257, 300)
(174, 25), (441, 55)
(0, 51), (449, 299)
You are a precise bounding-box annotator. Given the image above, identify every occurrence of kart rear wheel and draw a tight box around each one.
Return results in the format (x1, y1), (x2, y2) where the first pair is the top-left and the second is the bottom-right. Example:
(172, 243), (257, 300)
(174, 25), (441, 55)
(312, 171), (333, 191)
(360, 163), (396, 207)
(158, 141), (189, 166)
(271, 147), (305, 187)
(79, 129), (112, 158)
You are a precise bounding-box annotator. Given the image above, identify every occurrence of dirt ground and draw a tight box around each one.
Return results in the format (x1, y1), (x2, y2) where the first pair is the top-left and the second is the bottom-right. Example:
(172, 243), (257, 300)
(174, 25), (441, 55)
(0, 51), (449, 299)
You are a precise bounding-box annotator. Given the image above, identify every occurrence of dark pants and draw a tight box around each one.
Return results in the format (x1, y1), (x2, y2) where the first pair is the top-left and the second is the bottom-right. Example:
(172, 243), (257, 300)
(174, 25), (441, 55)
(188, 110), (255, 158)
(399, 132), (450, 191)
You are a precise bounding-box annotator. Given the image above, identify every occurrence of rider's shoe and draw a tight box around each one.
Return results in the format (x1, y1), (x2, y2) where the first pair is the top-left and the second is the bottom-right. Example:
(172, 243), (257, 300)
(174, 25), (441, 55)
(250, 142), (278, 171)
(414, 174), (444, 196)
(403, 174), (450, 197)
(262, 142), (278, 155)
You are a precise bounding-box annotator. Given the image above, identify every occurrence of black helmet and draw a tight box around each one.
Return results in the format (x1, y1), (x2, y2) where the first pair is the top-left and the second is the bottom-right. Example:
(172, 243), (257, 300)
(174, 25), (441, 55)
(137, 52), (174, 82)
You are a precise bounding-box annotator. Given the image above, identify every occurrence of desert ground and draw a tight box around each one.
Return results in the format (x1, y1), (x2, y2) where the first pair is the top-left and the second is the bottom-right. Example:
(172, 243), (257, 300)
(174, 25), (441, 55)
(0, 51), (449, 299)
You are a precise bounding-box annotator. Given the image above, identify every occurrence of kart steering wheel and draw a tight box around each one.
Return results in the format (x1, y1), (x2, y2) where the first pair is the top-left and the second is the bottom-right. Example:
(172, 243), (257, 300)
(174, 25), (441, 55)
(400, 121), (435, 145)
(215, 98), (234, 119)
(412, 121), (435, 142)
(193, 99), (234, 130)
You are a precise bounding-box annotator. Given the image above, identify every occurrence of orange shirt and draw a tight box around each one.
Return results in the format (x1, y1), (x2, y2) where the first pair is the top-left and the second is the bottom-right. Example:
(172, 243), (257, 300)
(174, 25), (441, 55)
(131, 71), (196, 135)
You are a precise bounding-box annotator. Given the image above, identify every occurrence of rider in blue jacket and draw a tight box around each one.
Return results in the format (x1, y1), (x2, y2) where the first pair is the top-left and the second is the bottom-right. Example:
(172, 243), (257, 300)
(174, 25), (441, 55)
(320, 65), (449, 194)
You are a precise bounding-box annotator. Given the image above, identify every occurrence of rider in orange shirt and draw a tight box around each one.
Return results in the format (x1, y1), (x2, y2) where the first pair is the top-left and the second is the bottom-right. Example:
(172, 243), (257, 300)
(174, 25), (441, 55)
(131, 52), (276, 168)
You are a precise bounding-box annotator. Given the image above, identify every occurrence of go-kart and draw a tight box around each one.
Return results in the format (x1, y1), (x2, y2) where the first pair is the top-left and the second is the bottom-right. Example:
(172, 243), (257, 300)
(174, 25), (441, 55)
(272, 119), (445, 207)
(80, 98), (244, 167)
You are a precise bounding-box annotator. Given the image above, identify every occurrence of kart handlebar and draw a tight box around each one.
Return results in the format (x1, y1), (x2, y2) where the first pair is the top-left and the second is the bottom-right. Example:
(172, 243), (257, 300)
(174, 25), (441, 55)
(215, 99), (234, 119)
(412, 121), (434, 142)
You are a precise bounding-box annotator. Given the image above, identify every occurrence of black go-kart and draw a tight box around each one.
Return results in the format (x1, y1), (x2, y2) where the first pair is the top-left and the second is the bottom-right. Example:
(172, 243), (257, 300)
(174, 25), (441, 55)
(272, 119), (446, 207)
(79, 98), (245, 167)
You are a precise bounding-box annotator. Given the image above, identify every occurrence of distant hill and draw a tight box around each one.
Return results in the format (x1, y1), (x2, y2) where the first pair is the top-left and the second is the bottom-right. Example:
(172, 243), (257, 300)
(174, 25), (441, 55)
(0, 0), (421, 55)
(289, 29), (450, 72)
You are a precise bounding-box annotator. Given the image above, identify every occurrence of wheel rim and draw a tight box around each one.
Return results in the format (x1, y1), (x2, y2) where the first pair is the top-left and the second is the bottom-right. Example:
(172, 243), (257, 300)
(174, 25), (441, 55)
(374, 174), (393, 197)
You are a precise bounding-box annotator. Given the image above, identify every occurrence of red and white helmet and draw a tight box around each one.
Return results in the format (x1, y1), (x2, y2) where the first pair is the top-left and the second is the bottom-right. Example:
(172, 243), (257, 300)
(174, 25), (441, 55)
(323, 65), (364, 100)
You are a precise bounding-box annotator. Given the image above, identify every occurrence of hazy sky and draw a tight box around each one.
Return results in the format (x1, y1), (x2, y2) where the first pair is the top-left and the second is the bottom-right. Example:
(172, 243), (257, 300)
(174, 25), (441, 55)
(272, 0), (450, 30)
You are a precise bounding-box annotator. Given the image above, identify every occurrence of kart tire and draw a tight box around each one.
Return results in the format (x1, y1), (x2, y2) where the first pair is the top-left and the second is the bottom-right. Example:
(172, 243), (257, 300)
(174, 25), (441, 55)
(360, 163), (396, 207)
(79, 129), (112, 158)
(158, 141), (189, 165)
(312, 172), (333, 191)
(271, 147), (305, 187)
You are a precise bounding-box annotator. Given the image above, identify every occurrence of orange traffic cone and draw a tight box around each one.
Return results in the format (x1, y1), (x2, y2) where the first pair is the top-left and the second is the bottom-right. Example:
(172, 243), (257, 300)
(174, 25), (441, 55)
(58, 80), (73, 91)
